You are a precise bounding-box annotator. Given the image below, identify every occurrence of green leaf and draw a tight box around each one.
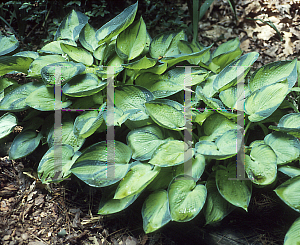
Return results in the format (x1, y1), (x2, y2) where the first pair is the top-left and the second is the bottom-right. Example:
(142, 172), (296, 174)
(199, 0), (214, 20)
(264, 132), (300, 165)
(125, 117), (154, 130)
(168, 175), (207, 222)
(95, 2), (138, 44)
(178, 40), (210, 65)
(123, 55), (157, 70)
(203, 176), (235, 225)
(245, 80), (289, 122)
(196, 74), (218, 99)
(98, 188), (140, 215)
(96, 55), (124, 79)
(245, 144), (277, 186)
(127, 125), (165, 161)
(28, 55), (66, 77)
(213, 52), (259, 92)
(196, 129), (241, 160)
(174, 154), (206, 181)
(0, 112), (17, 139)
(0, 56), (33, 76)
(114, 162), (160, 199)
(73, 103), (105, 138)
(13, 51), (39, 59)
(9, 129), (42, 160)
(62, 73), (106, 97)
(279, 166), (300, 178)
(149, 30), (186, 59)
(216, 164), (252, 211)
(71, 141), (132, 187)
(93, 43), (107, 62)
(103, 106), (132, 127)
(114, 85), (154, 121)
(145, 99), (185, 130)
(0, 77), (18, 95)
(200, 113), (237, 141)
(116, 16), (147, 61)
(147, 167), (175, 191)
(291, 87), (300, 92)
(38, 144), (75, 183)
(249, 59), (297, 93)
(142, 190), (172, 233)
(54, 9), (89, 41)
(79, 23), (99, 52)
(139, 61), (168, 75)
(0, 82), (43, 111)
(0, 34), (19, 56)
(41, 61), (86, 86)
(274, 175), (300, 213)
(269, 113), (300, 138)
(195, 88), (227, 112)
(47, 115), (85, 151)
(249, 141), (277, 165)
(94, 39), (119, 64)
(136, 67), (209, 98)
(60, 43), (94, 66)
(191, 109), (214, 125)
(141, 31), (151, 55)
(161, 44), (212, 67)
(209, 37), (242, 73)
(219, 84), (251, 109)
(39, 40), (77, 55)
(26, 85), (72, 111)
(68, 96), (96, 110)
(149, 140), (194, 167)
(284, 217), (300, 245)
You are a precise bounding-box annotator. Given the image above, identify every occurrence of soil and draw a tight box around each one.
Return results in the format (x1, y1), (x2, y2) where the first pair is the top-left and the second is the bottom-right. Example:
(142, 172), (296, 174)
(1, 0), (300, 244)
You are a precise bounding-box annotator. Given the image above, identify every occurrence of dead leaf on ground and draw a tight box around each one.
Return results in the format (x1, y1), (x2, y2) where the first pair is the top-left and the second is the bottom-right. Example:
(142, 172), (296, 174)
(264, 44), (279, 57)
(282, 31), (294, 55)
(245, 1), (261, 15)
(240, 39), (251, 51)
(256, 25), (276, 41)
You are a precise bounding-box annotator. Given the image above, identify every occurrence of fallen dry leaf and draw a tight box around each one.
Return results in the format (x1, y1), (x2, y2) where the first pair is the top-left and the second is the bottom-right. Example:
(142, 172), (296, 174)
(294, 40), (300, 53)
(203, 25), (234, 41)
(264, 45), (279, 57)
(289, 27), (300, 39)
(256, 25), (276, 40)
(282, 31), (294, 55)
(245, 1), (261, 15)
(240, 39), (251, 51)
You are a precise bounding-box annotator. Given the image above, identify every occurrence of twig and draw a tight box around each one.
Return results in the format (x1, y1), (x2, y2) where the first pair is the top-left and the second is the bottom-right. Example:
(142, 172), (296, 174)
(26, 22), (40, 38)
(30, 232), (50, 245)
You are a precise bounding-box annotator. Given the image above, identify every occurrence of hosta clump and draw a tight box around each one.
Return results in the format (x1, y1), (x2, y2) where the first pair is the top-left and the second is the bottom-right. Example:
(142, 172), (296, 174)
(1, 2), (300, 242)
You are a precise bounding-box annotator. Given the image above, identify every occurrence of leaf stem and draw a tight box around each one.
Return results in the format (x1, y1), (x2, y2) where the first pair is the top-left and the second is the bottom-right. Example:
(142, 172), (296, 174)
(244, 121), (251, 135)
(178, 130), (184, 141)
(122, 61), (128, 83)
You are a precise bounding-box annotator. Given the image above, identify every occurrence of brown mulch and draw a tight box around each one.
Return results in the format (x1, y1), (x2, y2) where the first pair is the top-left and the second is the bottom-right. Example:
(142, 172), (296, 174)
(1, 0), (300, 244)
(0, 156), (153, 245)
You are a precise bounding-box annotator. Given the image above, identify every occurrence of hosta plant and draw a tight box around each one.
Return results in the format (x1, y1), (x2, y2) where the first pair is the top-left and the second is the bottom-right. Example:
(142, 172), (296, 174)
(0, 2), (300, 242)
